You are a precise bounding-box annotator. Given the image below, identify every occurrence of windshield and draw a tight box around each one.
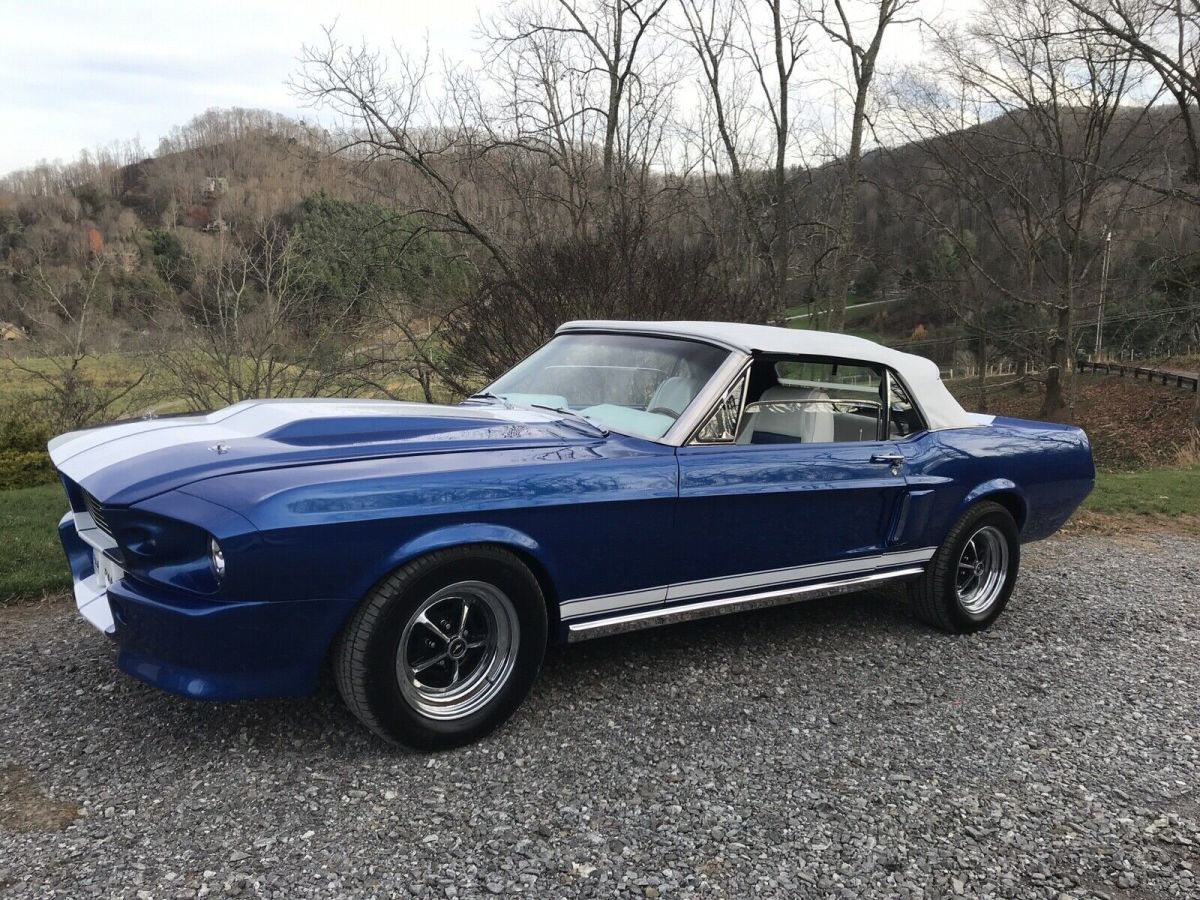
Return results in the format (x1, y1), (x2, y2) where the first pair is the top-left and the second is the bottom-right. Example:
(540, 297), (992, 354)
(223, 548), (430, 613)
(482, 332), (729, 439)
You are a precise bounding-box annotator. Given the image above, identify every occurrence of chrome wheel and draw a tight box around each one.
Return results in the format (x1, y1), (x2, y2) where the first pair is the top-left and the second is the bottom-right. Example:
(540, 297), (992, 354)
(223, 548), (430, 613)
(955, 525), (1009, 618)
(396, 581), (519, 721)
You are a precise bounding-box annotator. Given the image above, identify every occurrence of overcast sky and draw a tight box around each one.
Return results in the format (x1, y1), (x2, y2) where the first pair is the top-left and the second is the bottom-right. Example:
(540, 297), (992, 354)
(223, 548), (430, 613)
(0, 0), (968, 177)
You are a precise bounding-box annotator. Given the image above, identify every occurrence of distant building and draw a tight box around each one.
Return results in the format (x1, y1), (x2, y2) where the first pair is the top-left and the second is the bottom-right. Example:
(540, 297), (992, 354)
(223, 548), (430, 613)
(190, 176), (229, 233)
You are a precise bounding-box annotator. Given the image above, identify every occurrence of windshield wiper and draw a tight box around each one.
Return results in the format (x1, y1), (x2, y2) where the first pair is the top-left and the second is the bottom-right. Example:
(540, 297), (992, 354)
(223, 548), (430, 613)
(529, 404), (609, 437)
(466, 391), (511, 407)
(471, 393), (608, 437)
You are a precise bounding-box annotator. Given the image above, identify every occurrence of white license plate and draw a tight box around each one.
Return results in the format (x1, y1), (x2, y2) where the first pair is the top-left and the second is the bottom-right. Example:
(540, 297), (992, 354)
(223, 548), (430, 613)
(93, 549), (124, 588)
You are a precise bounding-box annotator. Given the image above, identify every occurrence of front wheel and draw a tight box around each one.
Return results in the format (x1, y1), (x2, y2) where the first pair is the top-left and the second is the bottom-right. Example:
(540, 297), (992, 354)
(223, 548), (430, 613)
(333, 546), (548, 750)
(907, 501), (1020, 633)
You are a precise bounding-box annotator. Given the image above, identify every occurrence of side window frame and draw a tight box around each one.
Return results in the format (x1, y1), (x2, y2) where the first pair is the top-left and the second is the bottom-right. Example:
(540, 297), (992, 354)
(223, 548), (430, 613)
(687, 354), (932, 448)
(764, 354), (889, 445)
(883, 368), (929, 439)
(687, 364), (750, 445)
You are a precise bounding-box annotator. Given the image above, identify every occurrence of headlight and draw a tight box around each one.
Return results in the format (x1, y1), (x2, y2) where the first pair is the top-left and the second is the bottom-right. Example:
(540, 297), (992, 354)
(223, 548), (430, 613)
(209, 538), (226, 579)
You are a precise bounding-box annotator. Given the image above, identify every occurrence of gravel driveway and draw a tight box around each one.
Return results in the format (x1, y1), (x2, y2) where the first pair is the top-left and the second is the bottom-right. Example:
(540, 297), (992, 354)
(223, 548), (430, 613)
(1, 532), (1198, 899)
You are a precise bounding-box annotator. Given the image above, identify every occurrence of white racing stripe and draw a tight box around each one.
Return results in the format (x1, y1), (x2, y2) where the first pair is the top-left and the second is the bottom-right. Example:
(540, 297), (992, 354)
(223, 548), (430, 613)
(561, 546), (936, 620)
(47, 398), (559, 484)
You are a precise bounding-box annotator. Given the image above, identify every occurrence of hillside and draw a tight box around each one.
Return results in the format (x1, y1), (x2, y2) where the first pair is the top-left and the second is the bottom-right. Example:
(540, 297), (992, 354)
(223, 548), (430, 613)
(1, 103), (1198, 439)
(4, 105), (1198, 355)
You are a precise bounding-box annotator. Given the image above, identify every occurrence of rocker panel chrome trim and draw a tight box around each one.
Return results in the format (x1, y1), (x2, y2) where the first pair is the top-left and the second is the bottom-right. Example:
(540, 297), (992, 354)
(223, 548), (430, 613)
(558, 585), (669, 619)
(664, 547), (934, 602)
(566, 567), (923, 642)
(559, 547), (936, 620)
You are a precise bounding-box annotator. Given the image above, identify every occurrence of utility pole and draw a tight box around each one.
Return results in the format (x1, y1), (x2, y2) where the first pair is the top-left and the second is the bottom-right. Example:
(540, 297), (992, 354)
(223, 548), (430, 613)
(1095, 230), (1112, 359)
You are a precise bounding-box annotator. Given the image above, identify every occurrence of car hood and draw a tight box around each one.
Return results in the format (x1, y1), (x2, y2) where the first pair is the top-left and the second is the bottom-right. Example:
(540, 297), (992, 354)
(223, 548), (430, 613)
(49, 398), (600, 506)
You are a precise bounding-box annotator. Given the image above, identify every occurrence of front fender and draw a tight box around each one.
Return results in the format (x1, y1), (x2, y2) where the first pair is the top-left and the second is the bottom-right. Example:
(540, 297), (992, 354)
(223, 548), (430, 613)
(381, 522), (559, 596)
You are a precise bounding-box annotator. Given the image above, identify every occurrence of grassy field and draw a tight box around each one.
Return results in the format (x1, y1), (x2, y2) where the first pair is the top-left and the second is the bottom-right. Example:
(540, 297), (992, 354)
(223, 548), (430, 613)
(0, 352), (439, 409)
(0, 483), (70, 603)
(0, 353), (176, 408)
(1, 466), (1196, 605)
(1082, 465), (1200, 517)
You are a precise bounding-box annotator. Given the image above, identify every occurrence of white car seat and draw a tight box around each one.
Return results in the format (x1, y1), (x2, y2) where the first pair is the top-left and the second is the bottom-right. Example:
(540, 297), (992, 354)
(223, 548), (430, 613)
(647, 376), (701, 417)
(736, 385), (835, 444)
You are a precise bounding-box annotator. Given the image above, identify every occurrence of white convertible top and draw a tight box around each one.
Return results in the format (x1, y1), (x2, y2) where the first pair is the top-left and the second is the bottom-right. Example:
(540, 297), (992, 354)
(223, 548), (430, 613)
(557, 320), (978, 431)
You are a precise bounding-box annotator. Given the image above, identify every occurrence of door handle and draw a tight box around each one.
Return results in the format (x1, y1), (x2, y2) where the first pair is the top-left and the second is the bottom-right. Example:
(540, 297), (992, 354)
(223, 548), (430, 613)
(870, 453), (904, 466)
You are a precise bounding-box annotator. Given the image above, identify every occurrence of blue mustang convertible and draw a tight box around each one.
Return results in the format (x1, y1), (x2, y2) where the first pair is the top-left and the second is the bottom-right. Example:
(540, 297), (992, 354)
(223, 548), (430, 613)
(50, 321), (1094, 749)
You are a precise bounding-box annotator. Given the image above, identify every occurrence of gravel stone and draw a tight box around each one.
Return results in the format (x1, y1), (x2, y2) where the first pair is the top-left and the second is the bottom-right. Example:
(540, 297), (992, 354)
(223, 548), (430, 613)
(1, 532), (1198, 898)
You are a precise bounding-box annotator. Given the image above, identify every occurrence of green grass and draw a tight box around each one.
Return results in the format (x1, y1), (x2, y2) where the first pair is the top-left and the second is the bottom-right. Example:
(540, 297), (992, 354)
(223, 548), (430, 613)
(1084, 465), (1200, 517)
(0, 483), (71, 603)
(0, 352), (171, 401)
(0, 352), (437, 410)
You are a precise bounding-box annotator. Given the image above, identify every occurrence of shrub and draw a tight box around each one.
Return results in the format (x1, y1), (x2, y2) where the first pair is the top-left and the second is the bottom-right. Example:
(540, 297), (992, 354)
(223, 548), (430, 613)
(0, 404), (52, 452)
(0, 450), (55, 490)
(0, 401), (57, 489)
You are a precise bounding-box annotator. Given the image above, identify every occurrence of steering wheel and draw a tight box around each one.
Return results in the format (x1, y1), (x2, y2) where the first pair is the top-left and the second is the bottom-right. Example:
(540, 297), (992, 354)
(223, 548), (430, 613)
(646, 407), (681, 420)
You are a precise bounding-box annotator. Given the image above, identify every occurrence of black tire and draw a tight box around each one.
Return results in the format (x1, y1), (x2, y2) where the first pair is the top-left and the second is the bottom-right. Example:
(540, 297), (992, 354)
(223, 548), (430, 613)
(333, 546), (548, 750)
(907, 501), (1020, 634)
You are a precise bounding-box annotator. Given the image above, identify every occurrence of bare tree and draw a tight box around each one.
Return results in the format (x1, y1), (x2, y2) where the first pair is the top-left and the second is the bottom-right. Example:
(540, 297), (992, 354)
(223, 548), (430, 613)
(294, 35), (522, 288)
(1067, 0), (1200, 189)
(1065, 0), (1200, 426)
(476, 0), (680, 239)
(491, 0), (671, 202)
(3, 255), (153, 430)
(295, 10), (768, 389)
(159, 224), (364, 410)
(813, 0), (921, 330)
(678, 0), (811, 315)
(898, 0), (1155, 417)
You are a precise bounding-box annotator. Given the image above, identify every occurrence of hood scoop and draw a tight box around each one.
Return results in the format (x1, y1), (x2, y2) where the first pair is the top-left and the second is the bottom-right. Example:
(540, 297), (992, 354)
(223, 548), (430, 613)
(261, 412), (524, 447)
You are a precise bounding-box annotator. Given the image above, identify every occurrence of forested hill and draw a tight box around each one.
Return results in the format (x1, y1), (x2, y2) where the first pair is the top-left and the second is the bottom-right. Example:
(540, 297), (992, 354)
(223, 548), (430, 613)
(4, 104), (1195, 350)
(0, 109), (463, 369)
(1, 102), (1197, 413)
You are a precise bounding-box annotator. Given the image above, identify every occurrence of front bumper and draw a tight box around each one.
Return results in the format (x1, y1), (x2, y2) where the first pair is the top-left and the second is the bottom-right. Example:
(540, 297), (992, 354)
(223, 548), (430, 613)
(59, 513), (116, 633)
(58, 513), (356, 700)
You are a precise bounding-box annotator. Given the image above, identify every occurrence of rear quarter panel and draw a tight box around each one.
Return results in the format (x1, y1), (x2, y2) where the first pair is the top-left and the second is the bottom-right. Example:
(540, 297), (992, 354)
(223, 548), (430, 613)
(898, 417), (1094, 546)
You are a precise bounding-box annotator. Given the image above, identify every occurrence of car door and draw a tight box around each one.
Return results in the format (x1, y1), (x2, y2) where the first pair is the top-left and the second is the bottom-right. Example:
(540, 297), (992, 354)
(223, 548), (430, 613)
(669, 355), (916, 604)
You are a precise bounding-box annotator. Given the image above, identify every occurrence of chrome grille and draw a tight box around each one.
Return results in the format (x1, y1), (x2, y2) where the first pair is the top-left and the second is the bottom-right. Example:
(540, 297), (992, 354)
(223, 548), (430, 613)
(82, 491), (114, 539)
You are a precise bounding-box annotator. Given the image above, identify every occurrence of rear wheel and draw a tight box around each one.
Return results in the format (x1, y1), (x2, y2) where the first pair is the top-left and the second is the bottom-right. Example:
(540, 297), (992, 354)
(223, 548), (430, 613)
(333, 546), (547, 750)
(907, 501), (1020, 633)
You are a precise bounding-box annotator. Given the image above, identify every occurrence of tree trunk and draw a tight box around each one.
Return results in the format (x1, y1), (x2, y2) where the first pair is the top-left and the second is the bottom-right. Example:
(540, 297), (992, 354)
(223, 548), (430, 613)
(603, 77), (619, 202)
(826, 88), (868, 332)
(1041, 303), (1071, 419)
(771, 0), (789, 318)
(975, 332), (987, 412)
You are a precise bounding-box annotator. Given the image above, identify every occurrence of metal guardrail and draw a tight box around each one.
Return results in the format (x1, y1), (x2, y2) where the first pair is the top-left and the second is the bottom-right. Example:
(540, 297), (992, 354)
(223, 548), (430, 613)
(1078, 360), (1199, 393)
